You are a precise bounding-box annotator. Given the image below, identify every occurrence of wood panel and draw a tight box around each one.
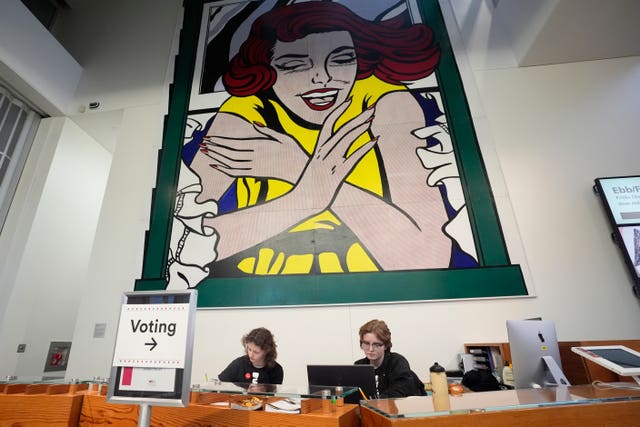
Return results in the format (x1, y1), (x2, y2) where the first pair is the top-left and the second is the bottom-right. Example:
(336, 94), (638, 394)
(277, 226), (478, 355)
(79, 392), (360, 427)
(557, 340), (592, 384)
(0, 387), (84, 427)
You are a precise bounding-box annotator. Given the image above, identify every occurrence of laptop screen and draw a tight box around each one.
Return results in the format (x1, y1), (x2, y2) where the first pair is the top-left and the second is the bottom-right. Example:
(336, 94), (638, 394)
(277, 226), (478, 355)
(306, 364), (376, 404)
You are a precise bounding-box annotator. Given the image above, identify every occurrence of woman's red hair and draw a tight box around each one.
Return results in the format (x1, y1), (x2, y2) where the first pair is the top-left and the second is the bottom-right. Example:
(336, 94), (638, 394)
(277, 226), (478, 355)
(223, 2), (440, 97)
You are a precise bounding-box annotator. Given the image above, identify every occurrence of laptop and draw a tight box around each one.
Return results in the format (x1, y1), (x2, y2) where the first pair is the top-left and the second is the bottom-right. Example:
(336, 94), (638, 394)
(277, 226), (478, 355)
(306, 364), (377, 404)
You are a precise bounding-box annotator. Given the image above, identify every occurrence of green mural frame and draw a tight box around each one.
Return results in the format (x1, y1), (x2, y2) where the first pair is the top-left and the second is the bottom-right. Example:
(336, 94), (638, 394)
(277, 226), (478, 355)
(135, 0), (527, 307)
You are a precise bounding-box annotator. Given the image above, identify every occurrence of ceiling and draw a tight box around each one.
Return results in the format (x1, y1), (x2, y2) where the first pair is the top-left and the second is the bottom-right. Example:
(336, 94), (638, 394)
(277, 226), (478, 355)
(69, 0), (640, 151)
(493, 0), (640, 66)
(7, 0), (640, 152)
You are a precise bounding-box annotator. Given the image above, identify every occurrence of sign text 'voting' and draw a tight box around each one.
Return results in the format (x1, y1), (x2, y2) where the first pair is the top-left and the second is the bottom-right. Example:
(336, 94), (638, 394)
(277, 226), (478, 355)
(112, 303), (189, 368)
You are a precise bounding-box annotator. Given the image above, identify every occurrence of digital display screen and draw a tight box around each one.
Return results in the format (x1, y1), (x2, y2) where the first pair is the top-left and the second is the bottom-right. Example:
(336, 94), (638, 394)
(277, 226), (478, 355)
(597, 176), (640, 226)
(618, 225), (640, 279)
(595, 176), (640, 288)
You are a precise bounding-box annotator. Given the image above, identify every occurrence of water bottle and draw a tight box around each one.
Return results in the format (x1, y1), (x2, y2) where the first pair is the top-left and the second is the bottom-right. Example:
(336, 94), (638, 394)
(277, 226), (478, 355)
(334, 385), (344, 407)
(429, 362), (451, 411)
(502, 363), (515, 387)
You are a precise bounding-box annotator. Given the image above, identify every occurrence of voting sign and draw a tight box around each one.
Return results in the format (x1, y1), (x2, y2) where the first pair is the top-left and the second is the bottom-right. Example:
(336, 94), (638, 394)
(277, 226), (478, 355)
(107, 290), (197, 407)
(112, 303), (189, 368)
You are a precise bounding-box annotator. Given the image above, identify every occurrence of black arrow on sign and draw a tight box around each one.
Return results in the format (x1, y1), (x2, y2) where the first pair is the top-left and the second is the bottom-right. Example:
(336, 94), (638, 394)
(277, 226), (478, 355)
(145, 337), (157, 351)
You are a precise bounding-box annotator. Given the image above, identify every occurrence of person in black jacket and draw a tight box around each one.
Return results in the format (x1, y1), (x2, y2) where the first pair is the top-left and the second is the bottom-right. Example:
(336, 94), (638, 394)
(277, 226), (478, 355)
(219, 327), (284, 384)
(354, 319), (425, 398)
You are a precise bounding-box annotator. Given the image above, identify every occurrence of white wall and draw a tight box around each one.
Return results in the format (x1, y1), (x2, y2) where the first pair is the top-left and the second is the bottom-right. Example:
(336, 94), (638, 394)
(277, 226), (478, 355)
(1, 0), (639, 385)
(65, 104), (165, 380)
(0, 0), (180, 378)
(0, 117), (110, 377)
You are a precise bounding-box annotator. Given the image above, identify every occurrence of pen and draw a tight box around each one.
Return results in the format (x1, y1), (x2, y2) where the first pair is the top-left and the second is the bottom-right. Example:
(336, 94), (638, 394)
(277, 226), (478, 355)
(359, 388), (368, 401)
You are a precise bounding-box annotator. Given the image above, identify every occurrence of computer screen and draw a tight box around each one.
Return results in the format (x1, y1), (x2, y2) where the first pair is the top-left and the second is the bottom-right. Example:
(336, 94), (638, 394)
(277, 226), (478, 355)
(306, 364), (376, 404)
(506, 319), (570, 389)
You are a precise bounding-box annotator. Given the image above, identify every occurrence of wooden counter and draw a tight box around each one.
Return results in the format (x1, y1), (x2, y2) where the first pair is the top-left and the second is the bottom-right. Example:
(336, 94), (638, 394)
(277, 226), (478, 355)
(1, 383), (359, 427)
(79, 391), (360, 427)
(0, 382), (88, 426)
(361, 399), (640, 427)
(360, 385), (640, 427)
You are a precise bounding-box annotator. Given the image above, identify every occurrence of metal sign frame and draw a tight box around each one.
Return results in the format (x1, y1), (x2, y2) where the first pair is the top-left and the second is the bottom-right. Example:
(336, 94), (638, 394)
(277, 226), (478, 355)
(107, 289), (197, 407)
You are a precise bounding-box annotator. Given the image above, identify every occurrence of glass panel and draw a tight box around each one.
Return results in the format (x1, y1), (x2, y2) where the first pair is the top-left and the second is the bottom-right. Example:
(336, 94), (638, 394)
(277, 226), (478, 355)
(0, 95), (9, 126)
(0, 377), (358, 401)
(192, 381), (359, 400)
(0, 376), (100, 385)
(360, 385), (640, 419)
(0, 103), (20, 153)
(0, 87), (40, 231)
(5, 110), (26, 159)
(0, 154), (7, 184)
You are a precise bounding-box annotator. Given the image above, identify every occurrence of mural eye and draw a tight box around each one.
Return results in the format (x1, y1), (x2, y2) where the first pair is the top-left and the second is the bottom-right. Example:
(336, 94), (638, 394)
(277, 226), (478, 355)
(330, 52), (356, 66)
(273, 60), (310, 72)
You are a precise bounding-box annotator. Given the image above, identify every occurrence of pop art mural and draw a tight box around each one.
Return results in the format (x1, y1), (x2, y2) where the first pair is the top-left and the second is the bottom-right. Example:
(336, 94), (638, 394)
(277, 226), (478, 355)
(135, 0), (528, 307)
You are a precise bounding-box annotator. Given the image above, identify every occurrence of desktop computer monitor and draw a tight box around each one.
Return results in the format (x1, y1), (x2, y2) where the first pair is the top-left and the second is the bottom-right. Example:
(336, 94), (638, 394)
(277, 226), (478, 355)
(506, 319), (570, 389)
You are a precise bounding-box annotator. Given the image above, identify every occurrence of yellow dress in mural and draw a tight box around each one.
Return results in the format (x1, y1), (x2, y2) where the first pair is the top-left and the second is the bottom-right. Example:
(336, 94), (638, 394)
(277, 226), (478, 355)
(213, 76), (404, 276)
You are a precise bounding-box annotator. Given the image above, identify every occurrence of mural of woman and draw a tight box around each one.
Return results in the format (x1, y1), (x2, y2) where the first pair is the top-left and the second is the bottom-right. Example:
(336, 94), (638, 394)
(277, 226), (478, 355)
(169, 1), (476, 287)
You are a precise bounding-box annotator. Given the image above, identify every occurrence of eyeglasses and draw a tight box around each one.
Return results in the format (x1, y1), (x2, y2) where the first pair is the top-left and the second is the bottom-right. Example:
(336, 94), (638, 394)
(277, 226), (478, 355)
(360, 341), (385, 350)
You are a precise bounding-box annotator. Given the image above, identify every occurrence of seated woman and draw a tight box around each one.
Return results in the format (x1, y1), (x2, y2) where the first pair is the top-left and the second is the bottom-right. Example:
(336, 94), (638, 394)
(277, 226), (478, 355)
(219, 327), (284, 384)
(354, 319), (425, 398)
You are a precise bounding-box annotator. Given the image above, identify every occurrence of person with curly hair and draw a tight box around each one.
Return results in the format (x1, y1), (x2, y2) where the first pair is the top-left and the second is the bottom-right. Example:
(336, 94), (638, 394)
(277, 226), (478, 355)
(219, 327), (283, 384)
